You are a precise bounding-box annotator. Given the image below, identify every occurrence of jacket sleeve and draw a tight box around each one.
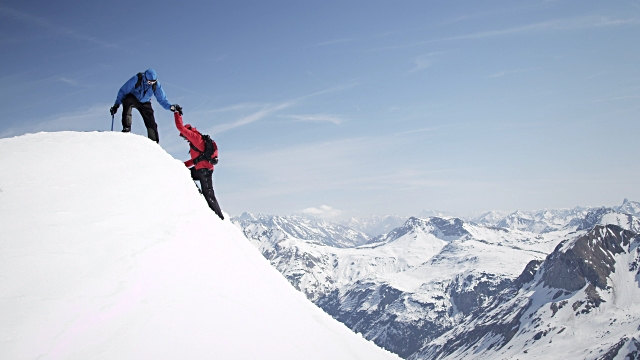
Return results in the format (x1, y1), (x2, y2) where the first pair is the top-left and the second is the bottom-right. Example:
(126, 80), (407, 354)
(174, 112), (201, 144)
(153, 82), (172, 111)
(174, 113), (200, 168)
(115, 75), (137, 105)
(174, 111), (184, 130)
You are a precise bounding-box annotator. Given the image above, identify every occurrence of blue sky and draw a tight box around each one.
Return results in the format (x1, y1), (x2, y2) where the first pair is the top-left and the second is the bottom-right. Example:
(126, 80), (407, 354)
(1, 0), (639, 218)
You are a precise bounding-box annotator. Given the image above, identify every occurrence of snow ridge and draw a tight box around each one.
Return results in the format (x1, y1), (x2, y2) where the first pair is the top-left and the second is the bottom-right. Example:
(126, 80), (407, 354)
(0, 132), (398, 360)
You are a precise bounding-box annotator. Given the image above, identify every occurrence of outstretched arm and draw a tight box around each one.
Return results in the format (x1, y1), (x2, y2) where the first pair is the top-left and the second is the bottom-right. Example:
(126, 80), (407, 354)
(174, 112), (204, 147)
(154, 82), (172, 110)
(174, 113), (199, 168)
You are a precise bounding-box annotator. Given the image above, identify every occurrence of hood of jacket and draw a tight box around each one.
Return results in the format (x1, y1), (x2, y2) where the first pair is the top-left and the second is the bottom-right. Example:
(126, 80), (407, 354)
(144, 68), (157, 81)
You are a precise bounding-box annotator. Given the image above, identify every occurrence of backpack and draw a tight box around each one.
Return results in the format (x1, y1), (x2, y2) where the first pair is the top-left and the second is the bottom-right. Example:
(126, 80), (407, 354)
(190, 134), (218, 165)
(135, 72), (157, 92)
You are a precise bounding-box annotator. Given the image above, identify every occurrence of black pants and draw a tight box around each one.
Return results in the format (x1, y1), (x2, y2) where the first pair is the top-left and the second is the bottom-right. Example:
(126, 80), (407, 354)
(122, 94), (159, 143)
(190, 167), (224, 220)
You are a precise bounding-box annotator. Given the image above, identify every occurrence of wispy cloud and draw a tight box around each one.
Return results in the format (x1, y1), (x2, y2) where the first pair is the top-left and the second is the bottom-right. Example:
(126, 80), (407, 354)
(437, 3), (556, 26)
(409, 54), (433, 73)
(487, 67), (540, 78)
(375, 31), (403, 38)
(0, 5), (115, 47)
(213, 54), (229, 62)
(208, 82), (358, 134)
(223, 136), (447, 191)
(407, 51), (449, 73)
(393, 126), (439, 136)
(442, 16), (638, 41)
(438, 8), (512, 26)
(301, 205), (343, 218)
(58, 77), (81, 86)
(593, 94), (640, 102)
(307, 38), (355, 48)
(373, 15), (638, 51)
(196, 103), (264, 114)
(210, 102), (294, 134)
(286, 114), (344, 125)
(304, 82), (359, 98)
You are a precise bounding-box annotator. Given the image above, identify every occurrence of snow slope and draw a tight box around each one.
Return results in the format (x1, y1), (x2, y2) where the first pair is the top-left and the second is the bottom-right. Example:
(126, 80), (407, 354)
(0, 131), (399, 360)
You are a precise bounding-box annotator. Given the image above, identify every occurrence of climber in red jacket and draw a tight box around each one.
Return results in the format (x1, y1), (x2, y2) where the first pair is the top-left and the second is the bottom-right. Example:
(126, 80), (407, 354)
(173, 106), (224, 220)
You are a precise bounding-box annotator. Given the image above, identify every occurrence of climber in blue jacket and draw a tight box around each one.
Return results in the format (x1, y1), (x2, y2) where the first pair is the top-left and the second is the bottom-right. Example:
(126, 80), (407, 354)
(109, 69), (180, 143)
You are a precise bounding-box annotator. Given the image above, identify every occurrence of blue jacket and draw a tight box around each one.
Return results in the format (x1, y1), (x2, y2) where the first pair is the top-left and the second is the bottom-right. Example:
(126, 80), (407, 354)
(115, 69), (172, 111)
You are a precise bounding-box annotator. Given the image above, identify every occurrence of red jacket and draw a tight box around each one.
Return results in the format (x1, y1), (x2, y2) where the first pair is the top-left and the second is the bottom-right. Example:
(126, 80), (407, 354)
(174, 112), (217, 170)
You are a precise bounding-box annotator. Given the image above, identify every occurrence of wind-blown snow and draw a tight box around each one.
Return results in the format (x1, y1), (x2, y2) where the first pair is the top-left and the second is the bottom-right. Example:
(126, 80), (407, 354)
(0, 131), (398, 360)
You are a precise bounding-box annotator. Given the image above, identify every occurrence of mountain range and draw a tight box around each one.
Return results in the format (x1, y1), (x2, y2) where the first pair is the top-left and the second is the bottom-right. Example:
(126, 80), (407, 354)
(232, 200), (640, 359)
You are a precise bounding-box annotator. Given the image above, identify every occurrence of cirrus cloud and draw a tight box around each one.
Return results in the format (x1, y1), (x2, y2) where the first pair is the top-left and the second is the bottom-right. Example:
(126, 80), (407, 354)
(301, 205), (343, 219)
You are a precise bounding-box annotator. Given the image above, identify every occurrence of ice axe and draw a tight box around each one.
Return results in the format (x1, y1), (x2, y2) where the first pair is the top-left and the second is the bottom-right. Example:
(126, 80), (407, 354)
(109, 104), (118, 131)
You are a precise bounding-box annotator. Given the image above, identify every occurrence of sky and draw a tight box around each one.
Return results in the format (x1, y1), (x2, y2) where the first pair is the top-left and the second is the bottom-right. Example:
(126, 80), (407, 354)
(1, 0), (639, 218)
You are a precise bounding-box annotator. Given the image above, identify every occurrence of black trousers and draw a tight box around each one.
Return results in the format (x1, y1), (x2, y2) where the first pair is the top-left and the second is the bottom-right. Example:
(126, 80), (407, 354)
(121, 94), (159, 143)
(190, 167), (224, 220)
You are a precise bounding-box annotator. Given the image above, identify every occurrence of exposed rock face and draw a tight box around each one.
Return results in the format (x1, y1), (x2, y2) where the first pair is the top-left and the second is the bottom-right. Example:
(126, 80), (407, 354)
(447, 273), (512, 316)
(317, 283), (436, 359)
(541, 225), (633, 291)
(412, 224), (640, 360)
(513, 259), (544, 288)
(598, 337), (640, 360)
(414, 268), (541, 359)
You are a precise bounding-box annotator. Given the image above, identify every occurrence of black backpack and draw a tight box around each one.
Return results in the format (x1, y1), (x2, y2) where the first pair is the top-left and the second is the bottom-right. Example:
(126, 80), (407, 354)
(190, 134), (218, 165)
(135, 72), (157, 92)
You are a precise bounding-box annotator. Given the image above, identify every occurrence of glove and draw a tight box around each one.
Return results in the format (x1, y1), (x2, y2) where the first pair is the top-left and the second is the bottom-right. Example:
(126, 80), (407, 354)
(110, 104), (119, 116)
(170, 104), (183, 115)
(212, 157), (219, 165)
